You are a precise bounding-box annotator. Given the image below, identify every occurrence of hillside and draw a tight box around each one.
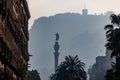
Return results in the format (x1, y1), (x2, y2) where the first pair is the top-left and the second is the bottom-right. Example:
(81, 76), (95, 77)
(29, 12), (111, 80)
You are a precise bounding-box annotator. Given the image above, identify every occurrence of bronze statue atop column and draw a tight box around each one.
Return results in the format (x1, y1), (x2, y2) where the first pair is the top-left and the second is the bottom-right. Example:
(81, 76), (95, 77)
(54, 33), (60, 71)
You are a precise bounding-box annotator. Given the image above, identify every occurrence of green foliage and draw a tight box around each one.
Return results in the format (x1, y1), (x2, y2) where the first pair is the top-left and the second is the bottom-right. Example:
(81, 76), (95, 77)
(50, 55), (87, 80)
(105, 68), (120, 80)
(105, 14), (120, 58)
(0, 30), (11, 48)
(104, 14), (120, 80)
(28, 69), (41, 80)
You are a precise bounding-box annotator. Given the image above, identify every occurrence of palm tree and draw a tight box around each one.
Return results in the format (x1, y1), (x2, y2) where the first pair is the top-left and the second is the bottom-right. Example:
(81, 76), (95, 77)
(104, 14), (120, 79)
(50, 55), (87, 80)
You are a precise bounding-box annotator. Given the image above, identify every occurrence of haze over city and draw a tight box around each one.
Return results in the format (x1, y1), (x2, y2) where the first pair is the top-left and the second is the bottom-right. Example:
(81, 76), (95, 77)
(29, 9), (111, 80)
(1, 0), (120, 80)
(27, 0), (120, 80)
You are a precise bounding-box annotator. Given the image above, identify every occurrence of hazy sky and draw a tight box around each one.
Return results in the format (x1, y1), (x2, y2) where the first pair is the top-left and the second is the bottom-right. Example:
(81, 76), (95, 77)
(28, 0), (120, 28)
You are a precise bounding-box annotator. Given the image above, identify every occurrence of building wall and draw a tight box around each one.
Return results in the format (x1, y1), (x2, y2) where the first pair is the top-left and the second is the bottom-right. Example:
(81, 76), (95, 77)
(88, 49), (113, 80)
(0, 0), (30, 80)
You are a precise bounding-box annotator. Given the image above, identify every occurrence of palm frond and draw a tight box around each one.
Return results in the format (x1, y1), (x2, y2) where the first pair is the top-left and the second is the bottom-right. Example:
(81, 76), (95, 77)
(110, 14), (119, 25)
(52, 55), (86, 80)
(104, 24), (113, 30)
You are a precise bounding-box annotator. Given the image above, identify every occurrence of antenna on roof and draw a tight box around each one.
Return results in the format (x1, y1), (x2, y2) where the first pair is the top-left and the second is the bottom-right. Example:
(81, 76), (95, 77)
(84, 3), (86, 9)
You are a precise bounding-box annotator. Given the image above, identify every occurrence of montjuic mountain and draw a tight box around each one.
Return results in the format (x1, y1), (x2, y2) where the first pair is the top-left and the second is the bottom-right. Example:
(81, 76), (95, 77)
(29, 9), (112, 80)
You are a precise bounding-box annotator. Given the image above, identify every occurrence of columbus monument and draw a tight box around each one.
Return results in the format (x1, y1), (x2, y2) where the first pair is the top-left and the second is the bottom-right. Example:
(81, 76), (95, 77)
(54, 33), (60, 71)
